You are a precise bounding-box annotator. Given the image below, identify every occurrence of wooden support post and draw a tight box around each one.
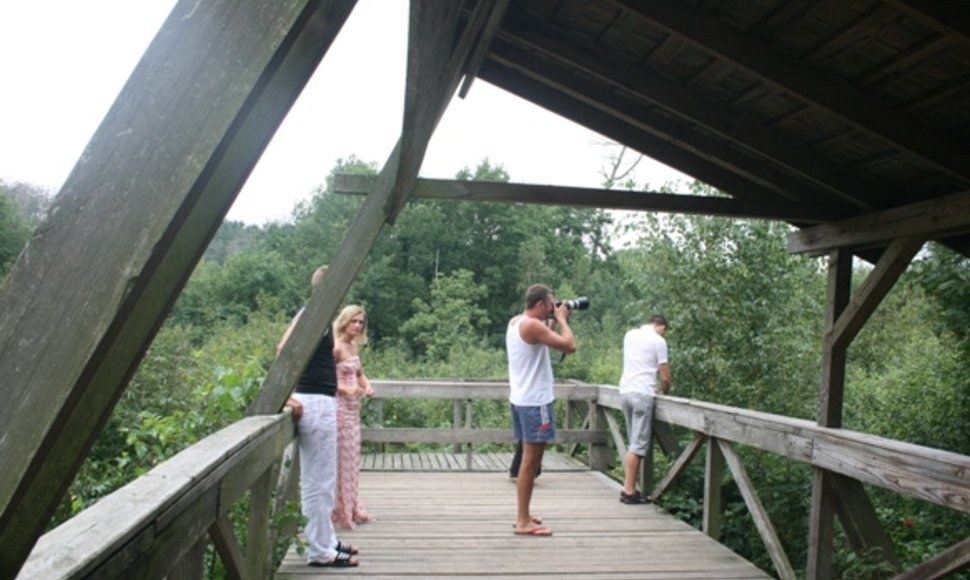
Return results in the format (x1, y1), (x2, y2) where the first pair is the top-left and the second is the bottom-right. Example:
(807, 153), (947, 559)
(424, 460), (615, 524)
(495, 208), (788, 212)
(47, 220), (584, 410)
(210, 515), (248, 580)
(464, 399), (474, 470)
(808, 249), (852, 580)
(374, 399), (385, 454)
(653, 420), (682, 456)
(895, 536), (970, 580)
(641, 439), (655, 497)
(830, 473), (900, 570)
(167, 538), (207, 580)
(808, 238), (921, 578)
(719, 440), (796, 580)
(246, 463), (278, 579)
(453, 400), (463, 454)
(651, 432), (706, 501)
(268, 440), (300, 555)
(704, 437), (724, 540)
(589, 402), (610, 472)
(0, 1), (357, 573)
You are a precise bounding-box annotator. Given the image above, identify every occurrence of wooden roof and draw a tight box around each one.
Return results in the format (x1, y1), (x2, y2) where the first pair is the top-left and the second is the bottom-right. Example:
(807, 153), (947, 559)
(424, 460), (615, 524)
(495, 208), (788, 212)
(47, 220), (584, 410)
(450, 0), (970, 257)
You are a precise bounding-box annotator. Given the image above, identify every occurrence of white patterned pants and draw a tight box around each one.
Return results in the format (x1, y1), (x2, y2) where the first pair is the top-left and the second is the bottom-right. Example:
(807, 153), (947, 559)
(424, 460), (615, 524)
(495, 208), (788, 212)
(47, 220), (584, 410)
(293, 393), (338, 563)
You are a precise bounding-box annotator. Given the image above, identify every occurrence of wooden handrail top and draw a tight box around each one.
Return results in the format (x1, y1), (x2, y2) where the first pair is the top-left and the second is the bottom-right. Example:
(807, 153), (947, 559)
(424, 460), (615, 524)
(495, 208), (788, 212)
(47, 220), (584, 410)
(20, 415), (293, 579)
(596, 385), (969, 515)
(370, 379), (598, 400)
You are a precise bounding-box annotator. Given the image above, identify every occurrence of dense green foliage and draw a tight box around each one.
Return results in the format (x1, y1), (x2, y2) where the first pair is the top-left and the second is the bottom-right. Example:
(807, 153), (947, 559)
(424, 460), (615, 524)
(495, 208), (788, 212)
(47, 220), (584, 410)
(3, 161), (967, 578)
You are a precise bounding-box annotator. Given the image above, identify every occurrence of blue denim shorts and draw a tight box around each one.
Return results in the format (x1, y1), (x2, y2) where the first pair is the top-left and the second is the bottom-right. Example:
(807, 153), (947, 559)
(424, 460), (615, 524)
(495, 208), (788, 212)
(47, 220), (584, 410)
(510, 402), (556, 444)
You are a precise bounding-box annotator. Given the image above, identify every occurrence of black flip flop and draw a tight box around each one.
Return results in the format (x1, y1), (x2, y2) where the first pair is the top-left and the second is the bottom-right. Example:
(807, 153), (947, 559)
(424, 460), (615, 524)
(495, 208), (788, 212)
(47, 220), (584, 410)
(309, 551), (359, 567)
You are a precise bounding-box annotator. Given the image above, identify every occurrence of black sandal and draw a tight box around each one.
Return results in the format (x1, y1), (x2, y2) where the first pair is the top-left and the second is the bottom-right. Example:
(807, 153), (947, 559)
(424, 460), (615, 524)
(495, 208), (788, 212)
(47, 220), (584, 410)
(309, 551), (359, 567)
(620, 490), (651, 504)
(336, 541), (359, 555)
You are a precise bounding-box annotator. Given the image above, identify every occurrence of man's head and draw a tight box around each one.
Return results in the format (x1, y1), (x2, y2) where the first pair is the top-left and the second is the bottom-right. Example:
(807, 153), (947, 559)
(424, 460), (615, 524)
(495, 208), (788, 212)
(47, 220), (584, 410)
(311, 265), (328, 290)
(649, 314), (668, 335)
(524, 284), (553, 310)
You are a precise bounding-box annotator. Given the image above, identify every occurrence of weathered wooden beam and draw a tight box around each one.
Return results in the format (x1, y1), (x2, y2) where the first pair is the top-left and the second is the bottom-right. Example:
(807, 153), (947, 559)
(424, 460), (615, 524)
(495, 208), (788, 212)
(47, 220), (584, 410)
(20, 415), (292, 578)
(608, 0), (970, 184)
(0, 1), (356, 573)
(788, 190), (968, 255)
(830, 238), (923, 351)
(245, 464), (277, 579)
(250, 0), (476, 415)
(488, 36), (851, 208)
(814, 248), (849, 579)
(627, 392), (970, 515)
(650, 432), (706, 500)
(496, 20), (883, 209)
(704, 438), (724, 540)
(589, 403), (612, 472)
(718, 440), (796, 580)
(819, 249), (853, 429)
(604, 409), (628, 459)
(894, 535), (970, 580)
(653, 420), (682, 456)
(881, 1), (970, 46)
(457, 0), (511, 98)
(335, 174), (847, 223)
(478, 59), (805, 207)
(830, 473), (901, 571)
(210, 515), (249, 580)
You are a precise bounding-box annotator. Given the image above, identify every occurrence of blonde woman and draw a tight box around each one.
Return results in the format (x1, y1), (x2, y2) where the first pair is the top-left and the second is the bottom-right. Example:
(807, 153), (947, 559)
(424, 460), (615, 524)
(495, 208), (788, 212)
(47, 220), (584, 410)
(331, 305), (376, 529)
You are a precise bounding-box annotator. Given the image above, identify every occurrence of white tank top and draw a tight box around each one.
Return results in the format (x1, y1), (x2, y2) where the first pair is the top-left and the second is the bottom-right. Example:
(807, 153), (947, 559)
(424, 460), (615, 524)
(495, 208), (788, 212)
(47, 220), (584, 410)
(506, 316), (554, 406)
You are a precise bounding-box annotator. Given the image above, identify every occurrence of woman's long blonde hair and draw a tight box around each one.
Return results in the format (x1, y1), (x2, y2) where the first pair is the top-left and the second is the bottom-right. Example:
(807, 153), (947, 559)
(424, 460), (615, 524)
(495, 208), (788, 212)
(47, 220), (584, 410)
(333, 305), (368, 345)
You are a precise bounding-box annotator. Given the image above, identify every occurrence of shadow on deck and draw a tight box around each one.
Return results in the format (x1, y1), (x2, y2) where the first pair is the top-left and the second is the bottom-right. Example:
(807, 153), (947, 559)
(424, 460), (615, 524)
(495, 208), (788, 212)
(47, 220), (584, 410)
(277, 453), (769, 579)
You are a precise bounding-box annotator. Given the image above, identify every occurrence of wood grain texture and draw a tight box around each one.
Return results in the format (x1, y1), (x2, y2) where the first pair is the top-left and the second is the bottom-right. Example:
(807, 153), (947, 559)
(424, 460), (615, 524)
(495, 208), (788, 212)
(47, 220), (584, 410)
(277, 471), (770, 578)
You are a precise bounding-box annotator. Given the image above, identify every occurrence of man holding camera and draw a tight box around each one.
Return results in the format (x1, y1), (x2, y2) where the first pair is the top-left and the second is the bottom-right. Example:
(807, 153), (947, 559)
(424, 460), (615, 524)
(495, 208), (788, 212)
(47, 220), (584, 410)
(506, 284), (576, 536)
(619, 314), (670, 504)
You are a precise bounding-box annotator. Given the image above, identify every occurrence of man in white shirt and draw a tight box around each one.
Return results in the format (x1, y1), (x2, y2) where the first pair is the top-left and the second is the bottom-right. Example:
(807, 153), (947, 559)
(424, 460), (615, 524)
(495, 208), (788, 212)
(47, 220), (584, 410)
(618, 315), (670, 504)
(506, 284), (576, 536)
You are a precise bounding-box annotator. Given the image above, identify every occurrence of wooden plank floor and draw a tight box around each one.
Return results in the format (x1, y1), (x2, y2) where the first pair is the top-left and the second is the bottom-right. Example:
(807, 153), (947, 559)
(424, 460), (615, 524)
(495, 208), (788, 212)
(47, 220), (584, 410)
(277, 454), (770, 579)
(360, 451), (586, 472)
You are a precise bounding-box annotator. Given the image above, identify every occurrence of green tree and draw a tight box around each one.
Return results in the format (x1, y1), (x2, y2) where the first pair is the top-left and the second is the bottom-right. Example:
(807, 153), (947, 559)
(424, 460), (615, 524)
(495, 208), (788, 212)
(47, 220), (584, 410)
(401, 269), (491, 361)
(0, 190), (32, 280)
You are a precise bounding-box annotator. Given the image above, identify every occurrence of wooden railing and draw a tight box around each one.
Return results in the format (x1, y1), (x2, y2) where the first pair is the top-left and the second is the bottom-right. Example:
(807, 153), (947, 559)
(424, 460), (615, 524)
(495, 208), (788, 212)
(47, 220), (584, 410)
(20, 381), (970, 579)
(19, 415), (298, 579)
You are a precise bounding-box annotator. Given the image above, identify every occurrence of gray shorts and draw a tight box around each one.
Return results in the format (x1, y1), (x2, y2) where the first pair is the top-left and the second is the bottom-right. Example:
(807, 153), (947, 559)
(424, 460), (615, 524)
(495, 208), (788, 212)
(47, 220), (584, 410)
(510, 402), (556, 444)
(621, 392), (655, 456)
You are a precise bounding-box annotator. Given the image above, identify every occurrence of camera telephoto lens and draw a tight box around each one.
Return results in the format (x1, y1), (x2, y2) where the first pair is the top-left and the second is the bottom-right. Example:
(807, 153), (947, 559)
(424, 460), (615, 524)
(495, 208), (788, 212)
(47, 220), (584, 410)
(555, 297), (590, 311)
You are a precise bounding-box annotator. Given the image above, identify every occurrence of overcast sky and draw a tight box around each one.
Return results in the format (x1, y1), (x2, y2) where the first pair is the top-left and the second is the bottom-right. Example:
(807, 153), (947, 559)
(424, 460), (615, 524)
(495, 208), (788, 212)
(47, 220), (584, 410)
(0, 0), (688, 225)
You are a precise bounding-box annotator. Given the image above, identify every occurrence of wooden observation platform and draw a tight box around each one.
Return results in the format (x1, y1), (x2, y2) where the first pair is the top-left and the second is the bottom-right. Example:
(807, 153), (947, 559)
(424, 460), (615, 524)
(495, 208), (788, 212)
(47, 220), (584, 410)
(276, 467), (770, 579)
(3, 1), (970, 578)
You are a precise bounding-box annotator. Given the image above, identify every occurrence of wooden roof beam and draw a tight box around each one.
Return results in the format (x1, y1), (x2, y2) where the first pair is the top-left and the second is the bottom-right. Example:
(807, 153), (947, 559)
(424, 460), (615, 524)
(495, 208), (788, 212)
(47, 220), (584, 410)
(334, 174), (846, 223)
(478, 59), (807, 209)
(498, 20), (885, 210)
(606, 0), (970, 185)
(488, 39), (844, 207)
(787, 189), (970, 255)
(828, 237), (925, 351)
(251, 0), (478, 415)
(0, 0), (358, 573)
(457, 0), (512, 98)
(881, 0), (970, 45)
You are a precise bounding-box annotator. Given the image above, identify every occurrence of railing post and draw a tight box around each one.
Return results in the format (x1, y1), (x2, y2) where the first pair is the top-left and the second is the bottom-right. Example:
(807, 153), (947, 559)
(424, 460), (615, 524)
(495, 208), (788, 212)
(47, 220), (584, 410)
(167, 537), (207, 580)
(704, 436), (723, 540)
(453, 400), (463, 454)
(464, 399), (474, 470)
(374, 398), (385, 454)
(589, 401), (609, 472)
(246, 461), (278, 579)
(640, 437), (654, 497)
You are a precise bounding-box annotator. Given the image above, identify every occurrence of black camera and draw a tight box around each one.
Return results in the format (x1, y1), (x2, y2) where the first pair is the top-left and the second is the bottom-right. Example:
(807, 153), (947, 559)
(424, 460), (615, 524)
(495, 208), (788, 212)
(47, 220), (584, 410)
(554, 296), (590, 311)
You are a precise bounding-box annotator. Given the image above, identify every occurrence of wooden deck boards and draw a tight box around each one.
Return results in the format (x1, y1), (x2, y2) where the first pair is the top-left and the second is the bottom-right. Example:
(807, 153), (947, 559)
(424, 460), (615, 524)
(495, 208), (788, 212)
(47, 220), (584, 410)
(277, 453), (769, 579)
